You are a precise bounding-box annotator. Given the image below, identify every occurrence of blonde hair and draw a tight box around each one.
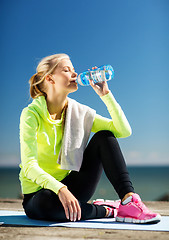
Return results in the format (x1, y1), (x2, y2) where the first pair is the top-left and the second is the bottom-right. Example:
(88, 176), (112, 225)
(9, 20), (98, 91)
(29, 53), (70, 99)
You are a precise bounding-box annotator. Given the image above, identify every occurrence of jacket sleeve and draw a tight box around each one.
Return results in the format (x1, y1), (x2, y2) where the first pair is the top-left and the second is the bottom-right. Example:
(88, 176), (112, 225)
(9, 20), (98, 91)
(19, 108), (66, 194)
(91, 91), (132, 138)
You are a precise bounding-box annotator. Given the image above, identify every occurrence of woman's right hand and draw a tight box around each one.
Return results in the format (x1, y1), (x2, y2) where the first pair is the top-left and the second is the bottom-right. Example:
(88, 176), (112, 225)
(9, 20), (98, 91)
(58, 186), (81, 221)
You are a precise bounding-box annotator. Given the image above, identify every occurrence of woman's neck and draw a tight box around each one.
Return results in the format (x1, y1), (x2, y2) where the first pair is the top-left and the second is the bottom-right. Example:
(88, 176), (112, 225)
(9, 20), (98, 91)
(46, 93), (68, 120)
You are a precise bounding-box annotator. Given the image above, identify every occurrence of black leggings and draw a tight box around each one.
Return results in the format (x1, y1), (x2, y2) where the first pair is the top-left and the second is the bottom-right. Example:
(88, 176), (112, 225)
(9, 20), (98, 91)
(22, 130), (134, 221)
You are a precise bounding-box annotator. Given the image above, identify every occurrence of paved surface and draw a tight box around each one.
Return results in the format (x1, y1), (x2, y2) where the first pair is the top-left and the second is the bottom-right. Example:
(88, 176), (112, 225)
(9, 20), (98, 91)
(0, 198), (169, 240)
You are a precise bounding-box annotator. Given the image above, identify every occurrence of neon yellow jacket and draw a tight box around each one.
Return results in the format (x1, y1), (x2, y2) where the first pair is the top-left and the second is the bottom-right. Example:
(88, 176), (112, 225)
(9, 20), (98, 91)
(19, 91), (132, 195)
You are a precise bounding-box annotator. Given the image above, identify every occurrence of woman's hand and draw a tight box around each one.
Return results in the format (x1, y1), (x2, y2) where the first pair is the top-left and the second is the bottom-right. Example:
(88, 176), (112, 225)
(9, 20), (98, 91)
(88, 66), (110, 97)
(58, 186), (81, 221)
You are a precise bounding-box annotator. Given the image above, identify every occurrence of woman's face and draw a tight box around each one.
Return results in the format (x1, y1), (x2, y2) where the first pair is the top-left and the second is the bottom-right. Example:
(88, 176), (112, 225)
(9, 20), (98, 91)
(49, 58), (78, 94)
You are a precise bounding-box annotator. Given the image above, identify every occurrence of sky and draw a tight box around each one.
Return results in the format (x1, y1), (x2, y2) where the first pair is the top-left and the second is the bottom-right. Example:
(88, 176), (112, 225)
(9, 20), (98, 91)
(0, 0), (169, 167)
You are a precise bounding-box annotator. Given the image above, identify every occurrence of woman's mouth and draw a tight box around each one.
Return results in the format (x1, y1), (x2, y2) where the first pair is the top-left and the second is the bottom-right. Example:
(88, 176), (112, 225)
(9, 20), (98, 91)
(70, 80), (77, 84)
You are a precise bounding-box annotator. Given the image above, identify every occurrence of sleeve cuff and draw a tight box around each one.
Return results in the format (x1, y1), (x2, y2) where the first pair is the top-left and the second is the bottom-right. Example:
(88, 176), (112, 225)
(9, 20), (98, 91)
(100, 90), (117, 106)
(47, 179), (67, 195)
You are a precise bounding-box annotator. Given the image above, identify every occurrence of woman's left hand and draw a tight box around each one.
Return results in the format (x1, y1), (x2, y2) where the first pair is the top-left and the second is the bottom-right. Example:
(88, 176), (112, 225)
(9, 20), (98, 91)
(88, 66), (110, 97)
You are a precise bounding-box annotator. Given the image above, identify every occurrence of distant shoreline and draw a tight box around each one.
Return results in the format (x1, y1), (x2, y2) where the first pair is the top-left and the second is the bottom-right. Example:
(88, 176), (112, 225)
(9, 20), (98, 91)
(0, 165), (169, 169)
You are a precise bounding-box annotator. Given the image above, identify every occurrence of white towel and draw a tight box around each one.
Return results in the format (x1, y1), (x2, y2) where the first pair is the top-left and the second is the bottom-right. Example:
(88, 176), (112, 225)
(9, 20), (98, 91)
(57, 97), (96, 171)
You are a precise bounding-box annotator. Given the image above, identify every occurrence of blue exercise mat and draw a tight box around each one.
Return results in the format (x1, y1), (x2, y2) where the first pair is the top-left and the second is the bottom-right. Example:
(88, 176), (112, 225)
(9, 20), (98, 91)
(0, 210), (169, 232)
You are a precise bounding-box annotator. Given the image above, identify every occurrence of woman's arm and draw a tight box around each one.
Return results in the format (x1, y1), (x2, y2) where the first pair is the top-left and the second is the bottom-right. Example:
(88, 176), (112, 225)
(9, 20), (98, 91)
(88, 68), (132, 138)
(20, 108), (66, 195)
(91, 91), (132, 138)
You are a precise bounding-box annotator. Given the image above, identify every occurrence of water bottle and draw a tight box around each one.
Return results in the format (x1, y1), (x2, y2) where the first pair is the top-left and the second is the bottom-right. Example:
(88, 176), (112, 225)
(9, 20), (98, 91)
(76, 64), (114, 86)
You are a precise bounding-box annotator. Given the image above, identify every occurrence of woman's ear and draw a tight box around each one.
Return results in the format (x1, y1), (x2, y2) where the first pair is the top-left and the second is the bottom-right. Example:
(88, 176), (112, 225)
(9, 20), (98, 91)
(45, 74), (55, 84)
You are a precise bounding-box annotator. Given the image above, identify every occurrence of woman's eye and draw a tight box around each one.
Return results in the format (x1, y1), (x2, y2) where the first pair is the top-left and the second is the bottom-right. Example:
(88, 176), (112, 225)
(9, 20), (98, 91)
(64, 69), (69, 72)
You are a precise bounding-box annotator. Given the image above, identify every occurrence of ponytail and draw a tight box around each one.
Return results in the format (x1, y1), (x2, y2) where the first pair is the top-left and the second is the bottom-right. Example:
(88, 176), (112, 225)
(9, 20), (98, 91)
(29, 73), (47, 99)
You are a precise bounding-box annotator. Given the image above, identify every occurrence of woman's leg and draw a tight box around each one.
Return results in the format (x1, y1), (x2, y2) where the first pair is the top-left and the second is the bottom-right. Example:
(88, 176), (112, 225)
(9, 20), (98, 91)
(64, 130), (161, 224)
(22, 188), (106, 221)
(62, 130), (134, 201)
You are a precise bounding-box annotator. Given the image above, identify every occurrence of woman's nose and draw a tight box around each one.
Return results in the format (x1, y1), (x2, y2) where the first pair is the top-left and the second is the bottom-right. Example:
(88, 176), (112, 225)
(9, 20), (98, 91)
(72, 71), (78, 78)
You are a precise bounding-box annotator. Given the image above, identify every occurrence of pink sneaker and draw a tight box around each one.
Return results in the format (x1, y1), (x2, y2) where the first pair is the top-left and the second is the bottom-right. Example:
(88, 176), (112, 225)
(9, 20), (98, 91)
(116, 193), (161, 224)
(93, 199), (121, 218)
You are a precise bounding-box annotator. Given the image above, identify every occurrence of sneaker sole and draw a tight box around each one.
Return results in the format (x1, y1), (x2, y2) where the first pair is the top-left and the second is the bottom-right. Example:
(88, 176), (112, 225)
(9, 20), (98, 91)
(116, 215), (161, 224)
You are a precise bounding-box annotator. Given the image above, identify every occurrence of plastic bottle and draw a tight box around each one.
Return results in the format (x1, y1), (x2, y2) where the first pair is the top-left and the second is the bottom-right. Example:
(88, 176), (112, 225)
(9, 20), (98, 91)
(76, 64), (114, 86)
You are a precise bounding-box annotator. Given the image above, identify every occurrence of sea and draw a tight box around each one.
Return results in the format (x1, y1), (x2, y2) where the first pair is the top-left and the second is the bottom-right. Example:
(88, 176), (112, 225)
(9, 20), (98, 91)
(0, 166), (169, 201)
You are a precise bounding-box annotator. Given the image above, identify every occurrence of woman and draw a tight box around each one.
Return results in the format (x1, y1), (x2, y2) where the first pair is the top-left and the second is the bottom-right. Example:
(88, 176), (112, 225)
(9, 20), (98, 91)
(19, 53), (161, 224)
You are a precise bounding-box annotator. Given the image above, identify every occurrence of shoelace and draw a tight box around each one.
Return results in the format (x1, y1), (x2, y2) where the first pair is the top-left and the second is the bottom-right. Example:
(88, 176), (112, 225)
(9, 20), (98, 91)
(134, 198), (150, 213)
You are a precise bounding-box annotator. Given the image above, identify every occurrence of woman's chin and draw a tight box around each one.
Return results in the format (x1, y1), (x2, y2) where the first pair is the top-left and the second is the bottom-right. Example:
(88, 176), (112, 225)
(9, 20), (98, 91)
(67, 84), (78, 93)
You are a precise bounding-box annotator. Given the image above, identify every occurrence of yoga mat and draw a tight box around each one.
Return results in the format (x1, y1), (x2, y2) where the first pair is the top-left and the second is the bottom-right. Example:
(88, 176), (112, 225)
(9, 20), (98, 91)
(0, 210), (169, 232)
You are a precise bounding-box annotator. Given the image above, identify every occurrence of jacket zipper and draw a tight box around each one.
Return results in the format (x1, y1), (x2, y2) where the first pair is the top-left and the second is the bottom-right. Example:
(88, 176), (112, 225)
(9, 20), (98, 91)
(53, 125), (57, 155)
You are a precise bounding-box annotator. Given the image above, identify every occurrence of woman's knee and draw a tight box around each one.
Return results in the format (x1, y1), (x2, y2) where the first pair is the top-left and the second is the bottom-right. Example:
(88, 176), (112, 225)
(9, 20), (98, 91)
(91, 130), (115, 143)
(24, 189), (63, 220)
(24, 189), (58, 214)
(35, 189), (58, 210)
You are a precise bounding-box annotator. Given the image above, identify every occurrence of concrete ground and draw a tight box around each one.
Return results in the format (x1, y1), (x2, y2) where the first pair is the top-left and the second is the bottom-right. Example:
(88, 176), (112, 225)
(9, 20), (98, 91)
(0, 198), (169, 240)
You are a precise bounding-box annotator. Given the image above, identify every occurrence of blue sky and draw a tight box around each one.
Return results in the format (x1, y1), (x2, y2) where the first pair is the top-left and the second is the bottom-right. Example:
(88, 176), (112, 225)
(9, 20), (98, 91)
(0, 0), (169, 166)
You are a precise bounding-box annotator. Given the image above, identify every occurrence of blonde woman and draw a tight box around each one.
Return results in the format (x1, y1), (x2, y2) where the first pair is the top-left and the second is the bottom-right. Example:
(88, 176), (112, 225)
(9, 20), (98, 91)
(19, 53), (161, 224)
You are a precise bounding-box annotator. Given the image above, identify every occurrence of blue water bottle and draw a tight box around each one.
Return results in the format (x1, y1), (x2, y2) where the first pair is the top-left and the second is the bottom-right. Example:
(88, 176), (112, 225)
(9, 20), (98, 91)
(76, 65), (114, 86)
